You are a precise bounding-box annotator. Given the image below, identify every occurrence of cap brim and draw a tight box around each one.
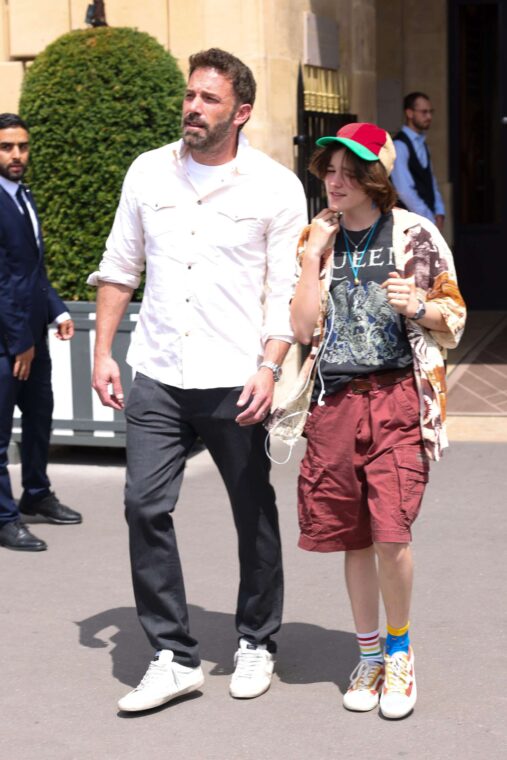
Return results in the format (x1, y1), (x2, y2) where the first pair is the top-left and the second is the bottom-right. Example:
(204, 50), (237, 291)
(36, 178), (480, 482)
(315, 136), (379, 162)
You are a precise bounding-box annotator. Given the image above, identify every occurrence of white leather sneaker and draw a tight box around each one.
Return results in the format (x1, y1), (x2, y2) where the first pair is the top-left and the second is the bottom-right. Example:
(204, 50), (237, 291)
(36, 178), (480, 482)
(118, 650), (204, 712)
(343, 659), (384, 712)
(229, 638), (274, 699)
(380, 647), (417, 719)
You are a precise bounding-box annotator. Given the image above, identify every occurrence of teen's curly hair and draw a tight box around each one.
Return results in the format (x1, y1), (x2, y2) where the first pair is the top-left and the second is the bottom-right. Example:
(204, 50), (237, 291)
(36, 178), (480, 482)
(309, 144), (397, 214)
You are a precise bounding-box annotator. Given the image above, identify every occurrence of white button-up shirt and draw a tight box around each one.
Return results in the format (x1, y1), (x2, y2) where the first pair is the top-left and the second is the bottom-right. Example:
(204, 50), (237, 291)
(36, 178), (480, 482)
(88, 136), (308, 389)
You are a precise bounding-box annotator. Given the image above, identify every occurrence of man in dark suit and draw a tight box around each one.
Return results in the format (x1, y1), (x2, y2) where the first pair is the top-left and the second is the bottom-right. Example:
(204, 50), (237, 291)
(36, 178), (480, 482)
(0, 113), (82, 552)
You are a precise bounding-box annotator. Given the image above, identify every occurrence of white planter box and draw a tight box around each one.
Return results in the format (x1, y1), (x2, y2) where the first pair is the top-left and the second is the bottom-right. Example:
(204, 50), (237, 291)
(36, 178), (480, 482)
(13, 301), (140, 447)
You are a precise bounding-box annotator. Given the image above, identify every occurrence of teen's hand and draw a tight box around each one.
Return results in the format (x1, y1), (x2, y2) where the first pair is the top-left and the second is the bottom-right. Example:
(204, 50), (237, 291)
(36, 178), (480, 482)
(305, 208), (341, 260)
(382, 271), (419, 316)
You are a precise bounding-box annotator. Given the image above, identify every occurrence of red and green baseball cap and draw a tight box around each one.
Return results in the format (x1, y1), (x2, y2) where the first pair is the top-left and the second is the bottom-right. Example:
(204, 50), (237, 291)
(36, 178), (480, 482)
(316, 122), (396, 176)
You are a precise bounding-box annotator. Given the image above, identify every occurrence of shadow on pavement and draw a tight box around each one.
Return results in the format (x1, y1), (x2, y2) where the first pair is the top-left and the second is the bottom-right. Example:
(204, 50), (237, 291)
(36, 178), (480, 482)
(76, 605), (357, 694)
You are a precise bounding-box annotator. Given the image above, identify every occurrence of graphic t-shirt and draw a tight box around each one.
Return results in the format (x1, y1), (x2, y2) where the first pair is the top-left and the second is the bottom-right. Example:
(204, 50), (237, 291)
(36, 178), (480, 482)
(312, 212), (413, 400)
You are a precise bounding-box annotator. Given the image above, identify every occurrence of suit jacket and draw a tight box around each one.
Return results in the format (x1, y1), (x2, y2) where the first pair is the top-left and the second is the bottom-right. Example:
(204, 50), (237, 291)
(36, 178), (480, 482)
(0, 184), (65, 357)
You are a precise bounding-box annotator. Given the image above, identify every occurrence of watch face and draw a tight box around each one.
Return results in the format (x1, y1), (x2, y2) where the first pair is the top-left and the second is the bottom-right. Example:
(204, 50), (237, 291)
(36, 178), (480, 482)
(414, 301), (426, 320)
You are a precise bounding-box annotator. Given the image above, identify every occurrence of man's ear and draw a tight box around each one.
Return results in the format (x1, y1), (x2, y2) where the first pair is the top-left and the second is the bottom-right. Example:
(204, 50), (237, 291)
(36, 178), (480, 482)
(234, 103), (252, 128)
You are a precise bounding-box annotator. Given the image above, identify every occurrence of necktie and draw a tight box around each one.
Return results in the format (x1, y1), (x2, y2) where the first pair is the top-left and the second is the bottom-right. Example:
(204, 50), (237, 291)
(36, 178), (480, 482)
(16, 185), (39, 249)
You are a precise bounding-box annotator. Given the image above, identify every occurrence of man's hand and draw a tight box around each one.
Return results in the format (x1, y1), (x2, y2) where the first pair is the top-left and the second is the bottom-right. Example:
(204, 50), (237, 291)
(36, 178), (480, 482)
(381, 271), (418, 317)
(13, 345), (35, 381)
(92, 355), (125, 410)
(235, 368), (275, 426)
(55, 319), (74, 340)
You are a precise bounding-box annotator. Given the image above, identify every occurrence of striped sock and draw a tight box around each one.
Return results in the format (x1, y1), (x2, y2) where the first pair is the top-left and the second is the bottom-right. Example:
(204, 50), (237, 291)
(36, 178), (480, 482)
(385, 621), (410, 655)
(356, 629), (383, 662)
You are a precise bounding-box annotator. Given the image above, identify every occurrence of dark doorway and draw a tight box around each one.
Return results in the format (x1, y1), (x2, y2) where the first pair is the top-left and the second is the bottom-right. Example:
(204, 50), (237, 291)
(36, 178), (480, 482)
(449, 0), (507, 309)
(293, 67), (356, 219)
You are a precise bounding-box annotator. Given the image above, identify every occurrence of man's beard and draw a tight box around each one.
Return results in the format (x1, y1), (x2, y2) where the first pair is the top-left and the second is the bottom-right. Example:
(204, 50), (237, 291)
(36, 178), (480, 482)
(413, 116), (430, 133)
(0, 162), (26, 181)
(182, 111), (236, 152)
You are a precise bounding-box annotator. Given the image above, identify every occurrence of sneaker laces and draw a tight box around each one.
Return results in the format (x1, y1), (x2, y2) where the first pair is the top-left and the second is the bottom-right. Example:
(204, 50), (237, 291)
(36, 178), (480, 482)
(348, 660), (383, 691)
(136, 658), (175, 690)
(384, 652), (411, 694)
(233, 649), (267, 679)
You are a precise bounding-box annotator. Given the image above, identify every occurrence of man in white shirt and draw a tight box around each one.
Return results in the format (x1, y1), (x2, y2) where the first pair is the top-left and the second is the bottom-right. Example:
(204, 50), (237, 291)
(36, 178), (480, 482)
(391, 92), (445, 232)
(89, 48), (307, 713)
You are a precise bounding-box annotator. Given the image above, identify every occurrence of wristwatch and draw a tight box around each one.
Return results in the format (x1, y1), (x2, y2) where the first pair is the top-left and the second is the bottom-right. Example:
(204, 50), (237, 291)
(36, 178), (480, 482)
(259, 361), (283, 382)
(411, 299), (427, 321)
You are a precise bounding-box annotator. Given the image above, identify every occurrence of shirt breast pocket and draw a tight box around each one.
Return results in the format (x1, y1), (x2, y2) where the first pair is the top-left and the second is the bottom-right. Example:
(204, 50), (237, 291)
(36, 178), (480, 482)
(141, 198), (179, 239)
(213, 208), (265, 247)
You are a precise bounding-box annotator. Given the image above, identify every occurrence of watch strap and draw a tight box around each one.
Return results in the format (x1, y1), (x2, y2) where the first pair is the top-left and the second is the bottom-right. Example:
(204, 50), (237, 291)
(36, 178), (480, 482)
(259, 361), (282, 381)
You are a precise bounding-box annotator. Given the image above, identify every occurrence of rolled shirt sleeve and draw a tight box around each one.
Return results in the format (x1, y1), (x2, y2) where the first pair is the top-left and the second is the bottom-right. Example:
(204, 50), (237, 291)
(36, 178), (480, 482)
(87, 159), (146, 290)
(263, 175), (308, 343)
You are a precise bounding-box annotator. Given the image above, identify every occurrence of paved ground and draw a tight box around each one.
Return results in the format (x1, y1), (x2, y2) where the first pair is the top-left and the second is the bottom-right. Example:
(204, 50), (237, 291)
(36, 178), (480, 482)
(447, 311), (507, 416)
(1, 435), (506, 760)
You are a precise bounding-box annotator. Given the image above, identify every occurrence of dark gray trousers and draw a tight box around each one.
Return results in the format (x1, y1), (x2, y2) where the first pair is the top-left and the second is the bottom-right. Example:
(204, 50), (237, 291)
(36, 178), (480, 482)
(124, 373), (283, 667)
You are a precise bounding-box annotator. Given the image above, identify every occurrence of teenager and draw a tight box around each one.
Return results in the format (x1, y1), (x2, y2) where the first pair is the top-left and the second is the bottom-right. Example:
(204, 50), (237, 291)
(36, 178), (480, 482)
(273, 122), (465, 719)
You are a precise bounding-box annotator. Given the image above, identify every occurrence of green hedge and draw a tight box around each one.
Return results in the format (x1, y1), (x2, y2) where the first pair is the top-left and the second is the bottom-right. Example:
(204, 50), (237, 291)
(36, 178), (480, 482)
(19, 27), (185, 301)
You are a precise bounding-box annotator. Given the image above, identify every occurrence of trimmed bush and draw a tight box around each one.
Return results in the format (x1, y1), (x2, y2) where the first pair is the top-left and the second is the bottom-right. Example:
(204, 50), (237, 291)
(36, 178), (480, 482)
(19, 27), (185, 300)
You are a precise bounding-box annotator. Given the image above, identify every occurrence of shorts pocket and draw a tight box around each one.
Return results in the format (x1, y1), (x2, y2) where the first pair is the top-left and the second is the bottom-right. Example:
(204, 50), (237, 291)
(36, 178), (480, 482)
(396, 377), (421, 424)
(297, 458), (327, 536)
(392, 445), (429, 527)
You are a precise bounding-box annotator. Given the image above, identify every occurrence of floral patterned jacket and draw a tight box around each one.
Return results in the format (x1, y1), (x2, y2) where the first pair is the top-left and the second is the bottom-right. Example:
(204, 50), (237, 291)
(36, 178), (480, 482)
(267, 208), (467, 461)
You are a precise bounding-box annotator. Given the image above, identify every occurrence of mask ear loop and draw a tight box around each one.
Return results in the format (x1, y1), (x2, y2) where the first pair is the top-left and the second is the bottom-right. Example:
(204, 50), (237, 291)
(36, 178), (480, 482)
(264, 271), (335, 464)
(264, 409), (313, 464)
(316, 290), (335, 406)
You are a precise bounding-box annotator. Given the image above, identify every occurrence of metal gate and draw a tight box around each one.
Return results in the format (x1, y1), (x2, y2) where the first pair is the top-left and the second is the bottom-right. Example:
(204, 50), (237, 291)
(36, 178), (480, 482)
(293, 66), (356, 219)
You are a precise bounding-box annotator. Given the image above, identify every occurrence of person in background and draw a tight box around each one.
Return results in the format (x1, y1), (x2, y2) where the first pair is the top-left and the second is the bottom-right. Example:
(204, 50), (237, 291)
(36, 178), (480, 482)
(391, 92), (446, 233)
(0, 113), (82, 553)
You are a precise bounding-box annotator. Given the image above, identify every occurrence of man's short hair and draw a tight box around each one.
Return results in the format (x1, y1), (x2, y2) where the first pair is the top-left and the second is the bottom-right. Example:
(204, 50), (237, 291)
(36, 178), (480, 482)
(0, 113), (29, 131)
(403, 92), (430, 111)
(188, 48), (256, 107)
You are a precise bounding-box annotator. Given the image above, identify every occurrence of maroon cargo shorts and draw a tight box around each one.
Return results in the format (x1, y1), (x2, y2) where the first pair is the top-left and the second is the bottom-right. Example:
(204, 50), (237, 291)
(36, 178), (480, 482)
(298, 370), (429, 552)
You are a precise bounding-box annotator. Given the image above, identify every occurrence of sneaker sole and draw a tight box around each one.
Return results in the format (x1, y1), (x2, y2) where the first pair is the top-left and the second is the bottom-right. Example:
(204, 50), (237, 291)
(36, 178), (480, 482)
(229, 680), (272, 699)
(379, 686), (417, 720)
(380, 704), (416, 720)
(343, 695), (380, 712)
(118, 676), (205, 712)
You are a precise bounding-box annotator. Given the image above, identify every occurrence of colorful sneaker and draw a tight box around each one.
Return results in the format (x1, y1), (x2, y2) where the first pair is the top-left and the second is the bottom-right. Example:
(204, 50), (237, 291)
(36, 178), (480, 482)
(229, 638), (274, 699)
(380, 646), (417, 719)
(343, 660), (384, 712)
(118, 650), (204, 712)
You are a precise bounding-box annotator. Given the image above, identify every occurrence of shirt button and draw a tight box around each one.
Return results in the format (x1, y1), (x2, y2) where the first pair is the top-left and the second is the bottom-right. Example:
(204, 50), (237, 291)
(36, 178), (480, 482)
(184, 331), (190, 336)
(191, 231), (195, 235)
(186, 298), (190, 302)
(187, 264), (192, 270)
(197, 200), (202, 205)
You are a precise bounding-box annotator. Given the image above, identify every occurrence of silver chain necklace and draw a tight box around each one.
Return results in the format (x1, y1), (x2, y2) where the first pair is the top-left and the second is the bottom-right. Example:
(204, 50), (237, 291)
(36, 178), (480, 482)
(341, 221), (378, 252)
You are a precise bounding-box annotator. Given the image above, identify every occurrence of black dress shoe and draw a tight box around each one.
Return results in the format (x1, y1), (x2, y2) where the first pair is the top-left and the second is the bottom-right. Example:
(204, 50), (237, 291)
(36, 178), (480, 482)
(0, 520), (47, 551)
(19, 492), (82, 525)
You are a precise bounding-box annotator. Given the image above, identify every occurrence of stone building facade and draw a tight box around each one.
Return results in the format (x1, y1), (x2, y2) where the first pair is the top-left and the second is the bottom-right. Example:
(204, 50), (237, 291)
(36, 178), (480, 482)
(0, 1), (449, 232)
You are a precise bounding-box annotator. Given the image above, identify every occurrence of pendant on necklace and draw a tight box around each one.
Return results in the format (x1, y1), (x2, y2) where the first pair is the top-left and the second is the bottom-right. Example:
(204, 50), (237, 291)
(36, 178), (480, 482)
(354, 277), (360, 286)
